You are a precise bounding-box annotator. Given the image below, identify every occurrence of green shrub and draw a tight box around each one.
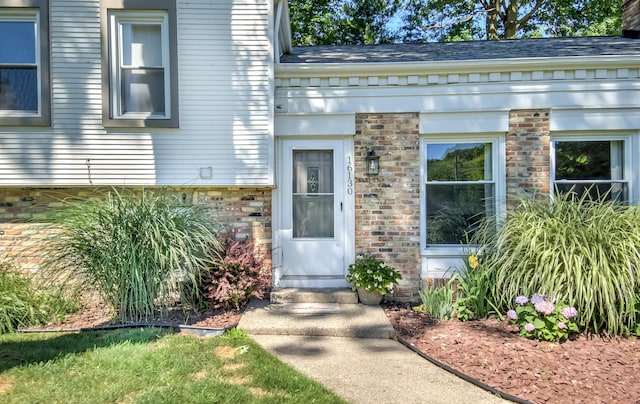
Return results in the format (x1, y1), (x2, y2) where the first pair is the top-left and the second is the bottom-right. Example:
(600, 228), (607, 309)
(41, 188), (222, 322)
(346, 254), (402, 295)
(201, 236), (271, 309)
(0, 263), (76, 334)
(506, 294), (579, 342)
(450, 252), (498, 321)
(475, 192), (640, 335)
(417, 284), (453, 320)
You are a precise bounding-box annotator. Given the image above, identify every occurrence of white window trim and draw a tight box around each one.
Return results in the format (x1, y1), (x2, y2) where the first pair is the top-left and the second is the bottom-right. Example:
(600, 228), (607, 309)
(0, 0), (51, 126)
(550, 132), (633, 203)
(420, 133), (506, 256)
(108, 10), (171, 120)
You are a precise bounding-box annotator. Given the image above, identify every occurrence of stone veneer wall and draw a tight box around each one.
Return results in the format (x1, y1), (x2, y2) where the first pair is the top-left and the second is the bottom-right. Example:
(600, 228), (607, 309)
(506, 109), (551, 209)
(355, 113), (421, 300)
(0, 187), (272, 272)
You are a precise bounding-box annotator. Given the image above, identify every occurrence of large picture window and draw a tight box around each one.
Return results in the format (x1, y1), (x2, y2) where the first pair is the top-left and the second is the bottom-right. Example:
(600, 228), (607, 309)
(101, 0), (178, 128)
(0, 1), (49, 126)
(553, 139), (627, 202)
(425, 142), (496, 245)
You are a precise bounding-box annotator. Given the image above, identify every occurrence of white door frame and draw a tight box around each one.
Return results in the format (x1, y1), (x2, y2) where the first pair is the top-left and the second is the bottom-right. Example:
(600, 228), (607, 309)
(272, 137), (355, 288)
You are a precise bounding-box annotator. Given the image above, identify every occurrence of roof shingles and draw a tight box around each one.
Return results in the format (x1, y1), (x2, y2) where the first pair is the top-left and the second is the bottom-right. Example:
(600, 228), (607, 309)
(280, 36), (640, 64)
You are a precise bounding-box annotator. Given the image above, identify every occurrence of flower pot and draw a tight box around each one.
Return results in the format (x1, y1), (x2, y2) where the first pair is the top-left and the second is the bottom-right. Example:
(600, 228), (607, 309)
(357, 287), (383, 305)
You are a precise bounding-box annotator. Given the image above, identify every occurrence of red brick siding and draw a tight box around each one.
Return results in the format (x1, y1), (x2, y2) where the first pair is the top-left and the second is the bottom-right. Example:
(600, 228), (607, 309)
(506, 109), (551, 209)
(0, 187), (272, 272)
(355, 113), (421, 299)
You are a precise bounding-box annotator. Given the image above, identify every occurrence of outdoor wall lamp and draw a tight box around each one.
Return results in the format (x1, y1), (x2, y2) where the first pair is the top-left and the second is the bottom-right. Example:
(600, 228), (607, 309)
(366, 150), (380, 175)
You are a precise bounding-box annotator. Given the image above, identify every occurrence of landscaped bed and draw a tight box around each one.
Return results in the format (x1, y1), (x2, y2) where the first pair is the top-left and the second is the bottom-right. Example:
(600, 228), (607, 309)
(5, 188), (640, 403)
(384, 303), (640, 404)
(13, 300), (640, 404)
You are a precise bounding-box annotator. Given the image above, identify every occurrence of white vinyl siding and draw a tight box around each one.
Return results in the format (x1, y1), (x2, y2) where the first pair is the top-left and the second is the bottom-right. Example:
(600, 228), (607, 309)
(0, 0), (273, 186)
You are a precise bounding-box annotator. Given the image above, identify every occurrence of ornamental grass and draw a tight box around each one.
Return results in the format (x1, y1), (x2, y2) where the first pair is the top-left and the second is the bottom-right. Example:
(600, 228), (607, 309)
(39, 188), (222, 322)
(474, 191), (640, 335)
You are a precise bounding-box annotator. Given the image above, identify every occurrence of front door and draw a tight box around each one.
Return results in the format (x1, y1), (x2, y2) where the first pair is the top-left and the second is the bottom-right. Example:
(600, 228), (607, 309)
(275, 139), (352, 288)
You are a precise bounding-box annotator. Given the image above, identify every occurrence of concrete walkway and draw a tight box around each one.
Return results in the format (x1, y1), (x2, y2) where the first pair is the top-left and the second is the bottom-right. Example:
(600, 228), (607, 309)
(238, 298), (506, 404)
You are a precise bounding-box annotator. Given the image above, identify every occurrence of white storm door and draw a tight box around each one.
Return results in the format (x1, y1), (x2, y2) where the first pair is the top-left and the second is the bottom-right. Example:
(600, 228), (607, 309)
(280, 139), (347, 286)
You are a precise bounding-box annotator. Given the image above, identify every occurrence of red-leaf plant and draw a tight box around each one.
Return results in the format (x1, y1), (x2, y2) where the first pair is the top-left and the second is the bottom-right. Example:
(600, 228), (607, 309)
(202, 235), (271, 310)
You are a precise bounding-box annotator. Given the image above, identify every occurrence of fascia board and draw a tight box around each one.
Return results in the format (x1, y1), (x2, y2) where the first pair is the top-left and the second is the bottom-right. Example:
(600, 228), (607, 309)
(275, 55), (640, 77)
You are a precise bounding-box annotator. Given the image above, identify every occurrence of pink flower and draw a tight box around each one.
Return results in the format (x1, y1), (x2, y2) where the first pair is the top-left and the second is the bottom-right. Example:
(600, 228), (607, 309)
(515, 296), (528, 305)
(531, 293), (546, 304)
(524, 323), (535, 332)
(561, 306), (578, 319)
(507, 310), (517, 320)
(558, 322), (567, 329)
(534, 300), (555, 315)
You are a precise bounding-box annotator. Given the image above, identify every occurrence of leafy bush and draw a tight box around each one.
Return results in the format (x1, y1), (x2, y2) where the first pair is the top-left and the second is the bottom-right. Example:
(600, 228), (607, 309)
(506, 294), (579, 342)
(0, 263), (77, 334)
(202, 236), (270, 309)
(417, 284), (453, 320)
(41, 188), (221, 322)
(450, 252), (498, 321)
(474, 192), (640, 334)
(346, 254), (402, 295)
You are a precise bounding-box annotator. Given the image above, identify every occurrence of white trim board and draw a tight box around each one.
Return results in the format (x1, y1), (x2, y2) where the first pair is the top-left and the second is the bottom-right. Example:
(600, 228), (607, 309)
(420, 111), (509, 134)
(275, 114), (355, 136)
(551, 108), (640, 131)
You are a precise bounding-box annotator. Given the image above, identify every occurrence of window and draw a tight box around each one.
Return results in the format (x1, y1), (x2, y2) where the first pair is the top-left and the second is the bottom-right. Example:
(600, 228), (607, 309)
(425, 142), (496, 245)
(292, 150), (334, 238)
(553, 139), (628, 202)
(0, 0), (49, 126)
(101, 0), (178, 128)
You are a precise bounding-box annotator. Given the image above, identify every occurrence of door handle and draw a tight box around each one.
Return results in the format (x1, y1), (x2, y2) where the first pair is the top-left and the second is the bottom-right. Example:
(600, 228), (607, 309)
(340, 202), (343, 212)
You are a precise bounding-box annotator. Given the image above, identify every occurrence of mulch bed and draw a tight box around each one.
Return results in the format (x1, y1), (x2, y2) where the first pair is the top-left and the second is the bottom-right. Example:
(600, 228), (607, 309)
(24, 297), (244, 331)
(383, 302), (640, 404)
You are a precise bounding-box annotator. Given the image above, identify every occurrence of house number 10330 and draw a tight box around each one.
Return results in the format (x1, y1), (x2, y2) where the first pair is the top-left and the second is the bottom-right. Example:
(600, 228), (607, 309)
(346, 155), (354, 195)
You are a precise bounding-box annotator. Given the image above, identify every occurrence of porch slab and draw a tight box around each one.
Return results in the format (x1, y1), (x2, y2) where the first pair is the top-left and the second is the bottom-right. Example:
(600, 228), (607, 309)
(278, 303), (342, 314)
(269, 288), (358, 304)
(238, 298), (395, 339)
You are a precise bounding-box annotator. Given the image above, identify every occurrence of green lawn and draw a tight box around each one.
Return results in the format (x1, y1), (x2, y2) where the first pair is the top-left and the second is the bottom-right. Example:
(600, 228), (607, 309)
(0, 328), (346, 404)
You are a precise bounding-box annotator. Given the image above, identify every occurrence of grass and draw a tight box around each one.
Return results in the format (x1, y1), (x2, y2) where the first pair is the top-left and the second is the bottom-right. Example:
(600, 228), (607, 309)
(417, 285), (453, 320)
(0, 328), (347, 403)
(0, 263), (79, 334)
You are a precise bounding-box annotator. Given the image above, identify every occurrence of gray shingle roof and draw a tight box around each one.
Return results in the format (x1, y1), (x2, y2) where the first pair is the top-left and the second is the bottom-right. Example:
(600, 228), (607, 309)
(280, 36), (640, 64)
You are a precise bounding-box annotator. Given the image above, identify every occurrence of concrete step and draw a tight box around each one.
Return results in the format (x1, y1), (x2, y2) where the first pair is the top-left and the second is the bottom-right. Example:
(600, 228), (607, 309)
(270, 288), (358, 304)
(238, 298), (396, 339)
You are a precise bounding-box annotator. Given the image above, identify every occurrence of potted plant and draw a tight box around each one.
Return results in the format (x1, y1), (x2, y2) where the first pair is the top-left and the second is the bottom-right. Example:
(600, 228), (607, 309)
(346, 254), (402, 305)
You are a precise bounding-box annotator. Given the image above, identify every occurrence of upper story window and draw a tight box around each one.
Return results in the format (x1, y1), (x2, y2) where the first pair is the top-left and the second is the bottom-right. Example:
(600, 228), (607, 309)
(101, 0), (178, 128)
(0, 0), (49, 126)
(553, 138), (628, 202)
(425, 141), (498, 245)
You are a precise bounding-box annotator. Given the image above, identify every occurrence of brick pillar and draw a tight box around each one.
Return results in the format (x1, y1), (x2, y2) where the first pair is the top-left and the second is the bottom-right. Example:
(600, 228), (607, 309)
(506, 109), (551, 210)
(354, 113), (421, 300)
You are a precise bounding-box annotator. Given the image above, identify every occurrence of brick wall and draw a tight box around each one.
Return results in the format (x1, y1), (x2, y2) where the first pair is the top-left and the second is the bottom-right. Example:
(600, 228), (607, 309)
(506, 109), (551, 209)
(355, 113), (421, 299)
(0, 187), (272, 272)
